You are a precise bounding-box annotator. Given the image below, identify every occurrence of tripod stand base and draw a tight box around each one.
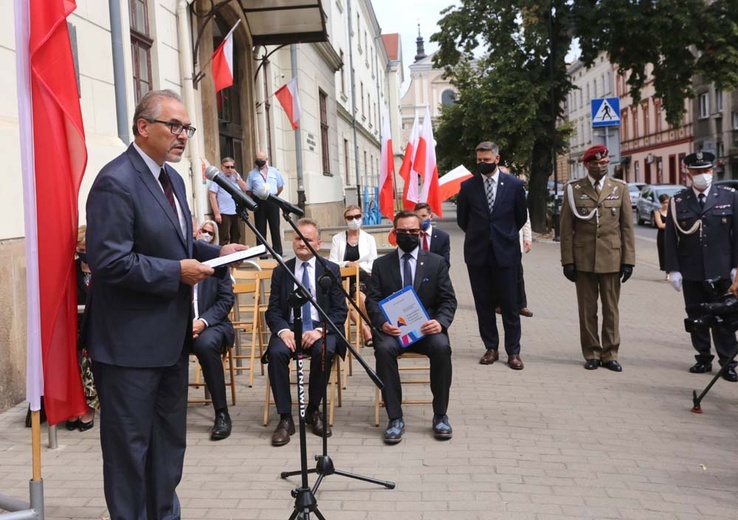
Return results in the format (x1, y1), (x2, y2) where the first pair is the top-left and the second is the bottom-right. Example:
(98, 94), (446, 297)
(288, 486), (325, 520)
(282, 455), (396, 490)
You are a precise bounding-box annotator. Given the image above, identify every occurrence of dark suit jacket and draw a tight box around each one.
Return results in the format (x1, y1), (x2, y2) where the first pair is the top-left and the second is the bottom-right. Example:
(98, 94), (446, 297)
(196, 268), (235, 348)
(365, 249), (457, 333)
(84, 145), (220, 367)
(664, 185), (738, 281)
(428, 226), (451, 267)
(457, 171), (527, 267)
(265, 257), (348, 356)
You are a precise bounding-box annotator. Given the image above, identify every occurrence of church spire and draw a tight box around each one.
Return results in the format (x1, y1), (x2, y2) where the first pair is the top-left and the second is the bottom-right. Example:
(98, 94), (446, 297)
(414, 24), (427, 62)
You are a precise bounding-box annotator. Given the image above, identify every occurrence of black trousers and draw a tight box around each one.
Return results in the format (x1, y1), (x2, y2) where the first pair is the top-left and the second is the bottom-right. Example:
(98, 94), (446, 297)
(374, 332), (452, 421)
(192, 326), (229, 412)
(683, 279), (738, 367)
(266, 331), (336, 415)
(517, 263), (527, 309)
(254, 198), (282, 255)
(217, 213), (241, 245)
(92, 352), (188, 520)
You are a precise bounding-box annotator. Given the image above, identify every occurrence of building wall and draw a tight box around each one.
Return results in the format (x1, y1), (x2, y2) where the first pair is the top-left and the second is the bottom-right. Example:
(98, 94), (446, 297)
(692, 81), (737, 180)
(399, 57), (456, 145)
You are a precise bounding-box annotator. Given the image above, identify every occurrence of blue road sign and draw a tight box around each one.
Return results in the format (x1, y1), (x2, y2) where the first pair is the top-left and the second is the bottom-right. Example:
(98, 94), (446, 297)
(591, 97), (620, 128)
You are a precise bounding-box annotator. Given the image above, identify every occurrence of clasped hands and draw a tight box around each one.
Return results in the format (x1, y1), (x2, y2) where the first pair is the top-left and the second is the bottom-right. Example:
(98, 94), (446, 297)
(278, 329), (322, 351)
(563, 264), (633, 283)
(382, 319), (442, 337)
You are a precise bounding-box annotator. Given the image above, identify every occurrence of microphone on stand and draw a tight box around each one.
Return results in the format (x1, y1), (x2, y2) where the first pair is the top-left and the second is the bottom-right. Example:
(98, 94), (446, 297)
(204, 166), (259, 212)
(256, 190), (304, 217)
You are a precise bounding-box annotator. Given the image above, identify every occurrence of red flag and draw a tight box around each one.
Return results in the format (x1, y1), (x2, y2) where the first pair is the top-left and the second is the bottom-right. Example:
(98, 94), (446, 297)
(438, 165), (473, 201)
(212, 21), (239, 92)
(415, 106), (442, 218)
(18, 0), (88, 425)
(398, 114), (419, 209)
(378, 111), (395, 220)
(274, 77), (303, 130)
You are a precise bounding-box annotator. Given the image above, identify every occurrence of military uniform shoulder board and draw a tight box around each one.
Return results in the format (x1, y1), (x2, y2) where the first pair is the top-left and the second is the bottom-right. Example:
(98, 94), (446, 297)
(610, 178), (627, 185)
(716, 185), (736, 192)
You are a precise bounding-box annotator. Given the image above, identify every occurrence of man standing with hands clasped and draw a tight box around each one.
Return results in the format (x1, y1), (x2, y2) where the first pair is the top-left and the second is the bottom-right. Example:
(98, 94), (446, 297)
(208, 157), (248, 245)
(665, 151), (738, 381)
(246, 151), (286, 256)
(559, 144), (635, 372)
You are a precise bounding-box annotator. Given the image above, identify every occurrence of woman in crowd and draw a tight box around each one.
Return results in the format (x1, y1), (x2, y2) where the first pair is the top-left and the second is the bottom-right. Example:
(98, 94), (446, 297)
(196, 219), (219, 245)
(329, 205), (378, 346)
(653, 193), (670, 281)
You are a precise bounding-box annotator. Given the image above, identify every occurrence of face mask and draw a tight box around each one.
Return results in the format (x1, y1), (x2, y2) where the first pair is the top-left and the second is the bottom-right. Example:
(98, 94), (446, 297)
(421, 218), (431, 231)
(255, 159), (267, 168)
(477, 162), (497, 176)
(396, 232), (419, 253)
(77, 251), (87, 264)
(587, 163), (609, 180)
(198, 232), (213, 243)
(690, 172), (712, 191)
(347, 218), (361, 230)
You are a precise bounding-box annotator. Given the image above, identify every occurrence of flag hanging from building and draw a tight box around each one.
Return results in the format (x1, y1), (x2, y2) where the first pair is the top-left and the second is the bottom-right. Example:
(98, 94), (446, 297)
(414, 106), (442, 218)
(211, 20), (240, 92)
(274, 77), (302, 130)
(398, 114), (419, 209)
(378, 110), (395, 220)
(15, 0), (88, 425)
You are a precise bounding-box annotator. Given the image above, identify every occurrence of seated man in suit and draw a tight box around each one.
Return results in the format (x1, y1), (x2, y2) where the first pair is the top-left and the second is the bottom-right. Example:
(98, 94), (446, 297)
(192, 222), (235, 440)
(264, 218), (348, 446)
(365, 210), (457, 444)
(414, 202), (451, 267)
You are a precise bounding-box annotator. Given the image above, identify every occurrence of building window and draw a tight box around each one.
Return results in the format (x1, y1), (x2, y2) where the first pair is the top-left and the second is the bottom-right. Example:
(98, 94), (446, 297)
(339, 50), (346, 95)
(360, 82), (365, 119)
(654, 100), (662, 132)
(319, 90), (330, 175)
(716, 88), (723, 113)
(130, 0), (153, 104)
(344, 139), (351, 185)
(363, 150), (367, 186)
(632, 106), (639, 138)
(441, 89), (456, 106)
(642, 101), (650, 136)
(732, 111), (738, 130)
(368, 93), (372, 126)
(699, 92), (709, 119)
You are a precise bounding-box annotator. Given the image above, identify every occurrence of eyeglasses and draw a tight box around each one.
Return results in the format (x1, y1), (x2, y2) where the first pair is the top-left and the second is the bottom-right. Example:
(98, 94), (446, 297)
(223, 165), (235, 169)
(345, 214), (362, 220)
(395, 229), (421, 236)
(149, 119), (197, 138)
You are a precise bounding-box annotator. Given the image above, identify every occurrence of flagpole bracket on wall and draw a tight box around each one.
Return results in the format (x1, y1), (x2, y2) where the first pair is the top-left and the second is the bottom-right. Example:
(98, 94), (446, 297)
(189, 0), (231, 88)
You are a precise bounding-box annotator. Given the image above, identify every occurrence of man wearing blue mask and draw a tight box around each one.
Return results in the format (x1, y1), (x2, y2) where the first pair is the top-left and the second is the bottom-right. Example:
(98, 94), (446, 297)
(457, 141), (528, 370)
(414, 202), (450, 267)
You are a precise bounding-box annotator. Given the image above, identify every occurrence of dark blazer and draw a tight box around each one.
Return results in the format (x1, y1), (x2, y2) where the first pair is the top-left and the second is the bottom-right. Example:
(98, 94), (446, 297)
(428, 226), (451, 267)
(365, 249), (456, 332)
(665, 185), (738, 281)
(196, 268), (235, 348)
(457, 171), (527, 267)
(265, 257), (348, 356)
(84, 145), (220, 367)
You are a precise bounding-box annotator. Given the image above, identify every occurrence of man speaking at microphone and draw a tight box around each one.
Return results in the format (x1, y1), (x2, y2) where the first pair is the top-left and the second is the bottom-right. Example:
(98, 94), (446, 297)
(83, 89), (248, 520)
(247, 151), (286, 256)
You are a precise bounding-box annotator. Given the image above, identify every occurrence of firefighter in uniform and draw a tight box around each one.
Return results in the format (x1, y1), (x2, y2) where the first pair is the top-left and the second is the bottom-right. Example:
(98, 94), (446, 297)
(560, 145), (636, 371)
(665, 151), (738, 382)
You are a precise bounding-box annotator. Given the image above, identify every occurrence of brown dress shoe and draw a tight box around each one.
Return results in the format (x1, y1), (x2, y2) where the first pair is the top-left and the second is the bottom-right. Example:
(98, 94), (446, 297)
(306, 409), (332, 437)
(519, 307), (533, 317)
(271, 416), (295, 446)
(479, 349), (499, 365)
(508, 355), (524, 370)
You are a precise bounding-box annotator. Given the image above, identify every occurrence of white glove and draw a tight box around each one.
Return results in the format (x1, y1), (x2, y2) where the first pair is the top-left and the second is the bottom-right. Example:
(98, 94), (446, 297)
(669, 271), (683, 292)
(731, 268), (737, 282)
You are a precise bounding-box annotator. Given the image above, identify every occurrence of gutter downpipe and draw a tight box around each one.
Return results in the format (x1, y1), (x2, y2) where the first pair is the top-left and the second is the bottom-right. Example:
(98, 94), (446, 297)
(109, 0), (130, 145)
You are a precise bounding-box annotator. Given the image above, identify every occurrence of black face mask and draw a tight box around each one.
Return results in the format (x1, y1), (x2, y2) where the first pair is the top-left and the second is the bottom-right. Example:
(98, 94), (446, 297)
(255, 159), (267, 168)
(477, 162), (497, 175)
(77, 251), (88, 264)
(396, 233), (420, 253)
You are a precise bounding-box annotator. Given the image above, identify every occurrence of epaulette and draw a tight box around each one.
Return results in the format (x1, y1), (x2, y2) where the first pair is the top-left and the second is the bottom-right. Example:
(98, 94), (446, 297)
(716, 185), (736, 192)
(609, 178), (627, 185)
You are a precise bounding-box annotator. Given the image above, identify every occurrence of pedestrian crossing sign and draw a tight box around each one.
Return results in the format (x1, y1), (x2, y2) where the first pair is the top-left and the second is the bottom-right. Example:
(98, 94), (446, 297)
(591, 97), (620, 128)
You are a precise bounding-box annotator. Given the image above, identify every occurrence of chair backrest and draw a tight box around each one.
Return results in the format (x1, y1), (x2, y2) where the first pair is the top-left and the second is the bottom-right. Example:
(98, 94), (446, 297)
(339, 265), (362, 349)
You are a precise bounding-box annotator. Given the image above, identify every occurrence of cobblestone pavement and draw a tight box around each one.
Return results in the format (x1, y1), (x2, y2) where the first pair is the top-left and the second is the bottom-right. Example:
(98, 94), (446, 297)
(2, 205), (738, 519)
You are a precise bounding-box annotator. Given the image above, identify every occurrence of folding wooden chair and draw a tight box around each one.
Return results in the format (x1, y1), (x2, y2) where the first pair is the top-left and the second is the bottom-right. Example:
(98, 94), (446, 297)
(230, 272), (264, 387)
(373, 351), (431, 426)
(339, 265), (363, 389)
(188, 347), (237, 406)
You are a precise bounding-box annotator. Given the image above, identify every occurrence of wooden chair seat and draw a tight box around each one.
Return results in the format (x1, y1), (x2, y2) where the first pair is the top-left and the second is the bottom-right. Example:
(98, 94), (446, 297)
(373, 351), (431, 426)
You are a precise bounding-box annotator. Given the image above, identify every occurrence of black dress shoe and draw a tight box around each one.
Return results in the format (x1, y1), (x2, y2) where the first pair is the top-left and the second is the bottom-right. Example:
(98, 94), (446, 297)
(722, 367), (738, 382)
(211, 411), (232, 440)
(584, 359), (599, 370)
(689, 362), (713, 374)
(432, 414), (453, 440)
(65, 419), (80, 431)
(383, 418), (405, 444)
(306, 409), (332, 438)
(601, 360), (623, 372)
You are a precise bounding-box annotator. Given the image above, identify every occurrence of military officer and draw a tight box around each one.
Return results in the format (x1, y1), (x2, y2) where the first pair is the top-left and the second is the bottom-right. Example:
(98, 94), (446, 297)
(665, 151), (738, 382)
(560, 144), (636, 371)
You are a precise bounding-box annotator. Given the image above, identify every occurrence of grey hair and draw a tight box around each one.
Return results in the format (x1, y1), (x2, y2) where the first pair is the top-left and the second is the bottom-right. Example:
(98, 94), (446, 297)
(132, 90), (183, 136)
(475, 141), (499, 155)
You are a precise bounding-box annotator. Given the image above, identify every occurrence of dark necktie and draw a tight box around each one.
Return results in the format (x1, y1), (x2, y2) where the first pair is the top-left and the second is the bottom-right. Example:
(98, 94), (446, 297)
(158, 168), (178, 215)
(421, 231), (429, 251)
(402, 253), (413, 288)
(594, 180), (601, 195)
(301, 263), (313, 331)
(698, 193), (705, 210)
(484, 176), (495, 212)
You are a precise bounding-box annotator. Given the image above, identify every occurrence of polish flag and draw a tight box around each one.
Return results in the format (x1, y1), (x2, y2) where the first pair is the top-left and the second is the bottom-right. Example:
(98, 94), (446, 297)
(438, 164), (473, 201)
(15, 0), (88, 425)
(378, 110), (395, 220)
(414, 106), (443, 218)
(274, 77), (302, 130)
(398, 114), (419, 209)
(212, 21), (240, 92)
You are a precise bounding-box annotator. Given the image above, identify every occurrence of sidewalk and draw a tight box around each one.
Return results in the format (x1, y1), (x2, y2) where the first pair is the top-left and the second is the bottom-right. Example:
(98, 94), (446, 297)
(2, 208), (738, 519)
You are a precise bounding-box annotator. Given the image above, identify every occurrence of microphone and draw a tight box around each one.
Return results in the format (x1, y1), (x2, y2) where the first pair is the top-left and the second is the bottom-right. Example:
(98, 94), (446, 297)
(204, 166), (258, 212)
(262, 192), (304, 217)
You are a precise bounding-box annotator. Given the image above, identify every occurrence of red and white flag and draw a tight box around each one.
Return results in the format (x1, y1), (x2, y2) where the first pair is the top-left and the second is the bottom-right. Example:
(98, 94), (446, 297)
(378, 110), (395, 220)
(398, 114), (419, 209)
(212, 20), (240, 92)
(415, 106), (443, 218)
(15, 0), (88, 425)
(274, 77), (302, 130)
(438, 164), (473, 201)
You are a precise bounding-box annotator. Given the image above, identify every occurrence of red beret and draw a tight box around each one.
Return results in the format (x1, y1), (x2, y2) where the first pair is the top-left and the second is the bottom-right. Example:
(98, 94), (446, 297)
(582, 145), (609, 163)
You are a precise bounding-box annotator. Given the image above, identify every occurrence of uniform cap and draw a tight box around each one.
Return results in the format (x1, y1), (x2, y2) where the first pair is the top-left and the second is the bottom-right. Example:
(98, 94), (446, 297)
(683, 151), (715, 170)
(582, 145), (609, 163)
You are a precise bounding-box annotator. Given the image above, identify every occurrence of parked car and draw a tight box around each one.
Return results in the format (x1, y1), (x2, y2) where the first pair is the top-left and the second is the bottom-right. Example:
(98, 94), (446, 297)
(715, 179), (738, 190)
(628, 182), (647, 208)
(635, 184), (684, 227)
